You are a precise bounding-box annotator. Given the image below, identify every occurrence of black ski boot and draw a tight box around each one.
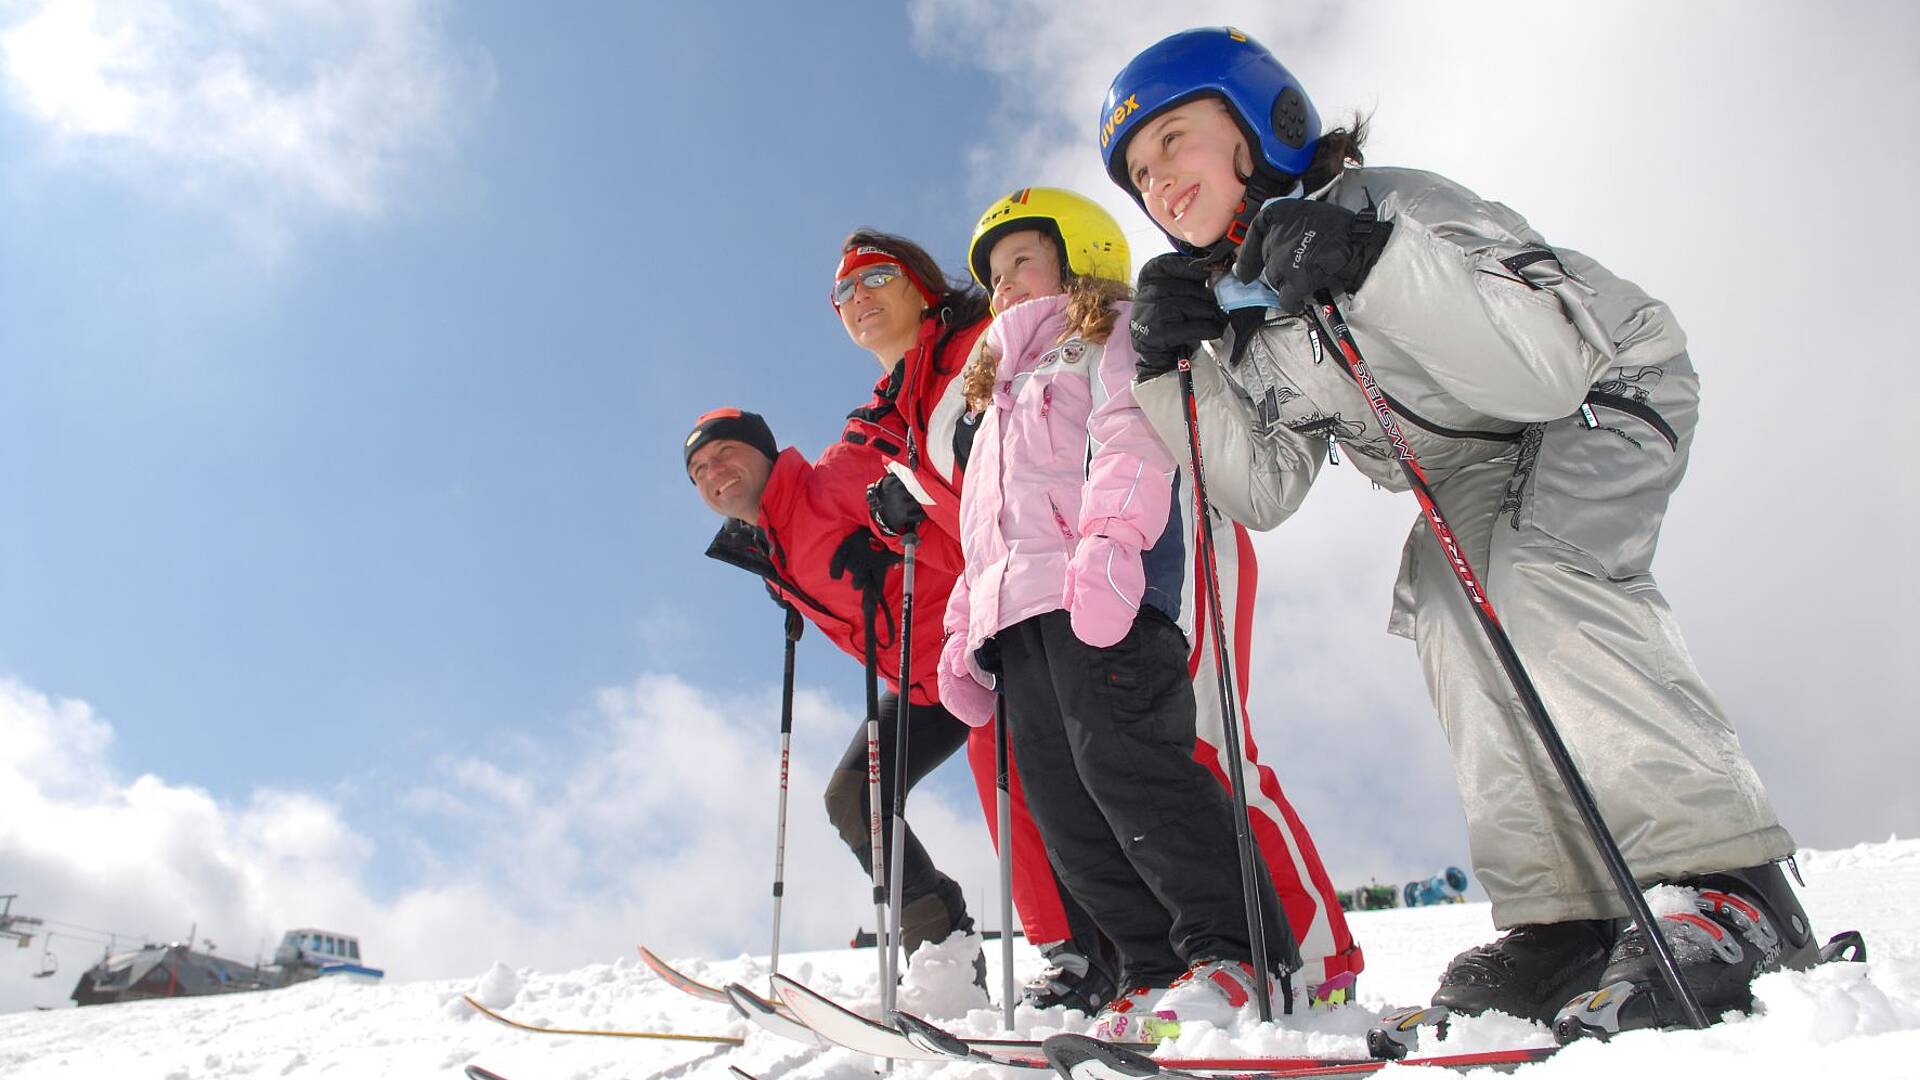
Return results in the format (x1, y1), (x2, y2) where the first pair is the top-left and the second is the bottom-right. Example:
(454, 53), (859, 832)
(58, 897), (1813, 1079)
(1023, 940), (1118, 1013)
(1430, 919), (1617, 1024)
(1553, 861), (1818, 1043)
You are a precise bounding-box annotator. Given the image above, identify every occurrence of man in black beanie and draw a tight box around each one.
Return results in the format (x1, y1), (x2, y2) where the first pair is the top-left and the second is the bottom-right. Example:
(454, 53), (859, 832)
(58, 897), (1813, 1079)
(685, 407), (780, 522)
(685, 405), (998, 969)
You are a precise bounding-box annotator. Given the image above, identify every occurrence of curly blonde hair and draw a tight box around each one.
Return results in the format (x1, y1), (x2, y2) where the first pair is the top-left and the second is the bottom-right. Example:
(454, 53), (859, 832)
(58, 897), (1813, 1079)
(960, 274), (1133, 413)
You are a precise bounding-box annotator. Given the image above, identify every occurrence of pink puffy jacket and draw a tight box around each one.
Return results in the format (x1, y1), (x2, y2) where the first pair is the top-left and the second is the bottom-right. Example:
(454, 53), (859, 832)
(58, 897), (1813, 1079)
(939, 294), (1180, 725)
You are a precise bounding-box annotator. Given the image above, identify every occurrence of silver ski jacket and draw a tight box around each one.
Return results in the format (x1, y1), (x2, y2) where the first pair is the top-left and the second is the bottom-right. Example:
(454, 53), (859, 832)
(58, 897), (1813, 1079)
(1134, 165), (1689, 528)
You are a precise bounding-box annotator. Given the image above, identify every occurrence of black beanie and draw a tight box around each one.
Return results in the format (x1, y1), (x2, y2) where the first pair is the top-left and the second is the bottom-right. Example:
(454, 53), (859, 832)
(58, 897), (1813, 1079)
(684, 408), (778, 477)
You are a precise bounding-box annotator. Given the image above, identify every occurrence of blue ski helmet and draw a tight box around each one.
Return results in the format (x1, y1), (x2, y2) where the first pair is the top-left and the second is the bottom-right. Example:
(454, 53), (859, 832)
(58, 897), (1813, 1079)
(1099, 27), (1320, 204)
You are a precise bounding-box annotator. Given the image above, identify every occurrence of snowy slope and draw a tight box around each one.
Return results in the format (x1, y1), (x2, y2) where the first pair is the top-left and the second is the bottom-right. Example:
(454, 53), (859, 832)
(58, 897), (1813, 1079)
(2, 839), (1917, 1079)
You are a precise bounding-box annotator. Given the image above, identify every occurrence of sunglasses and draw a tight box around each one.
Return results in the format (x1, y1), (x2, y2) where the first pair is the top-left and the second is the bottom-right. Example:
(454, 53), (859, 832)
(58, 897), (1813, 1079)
(832, 264), (903, 307)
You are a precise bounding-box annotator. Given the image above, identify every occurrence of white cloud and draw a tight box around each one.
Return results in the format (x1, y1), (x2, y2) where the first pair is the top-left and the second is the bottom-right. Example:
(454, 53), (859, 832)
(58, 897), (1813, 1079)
(910, 0), (1920, 876)
(0, 674), (1000, 1013)
(0, 0), (492, 250)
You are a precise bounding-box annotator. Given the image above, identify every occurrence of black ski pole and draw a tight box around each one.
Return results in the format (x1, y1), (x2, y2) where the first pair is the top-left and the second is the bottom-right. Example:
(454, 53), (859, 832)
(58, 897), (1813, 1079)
(1176, 357), (1275, 1022)
(768, 604), (802, 988)
(884, 530), (918, 1018)
(1304, 291), (1709, 1030)
(995, 689), (1015, 1030)
(860, 591), (893, 1007)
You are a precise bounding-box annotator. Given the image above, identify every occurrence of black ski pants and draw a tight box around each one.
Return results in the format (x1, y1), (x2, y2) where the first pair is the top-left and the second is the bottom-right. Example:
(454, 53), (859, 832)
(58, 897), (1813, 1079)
(998, 608), (1296, 988)
(824, 691), (973, 954)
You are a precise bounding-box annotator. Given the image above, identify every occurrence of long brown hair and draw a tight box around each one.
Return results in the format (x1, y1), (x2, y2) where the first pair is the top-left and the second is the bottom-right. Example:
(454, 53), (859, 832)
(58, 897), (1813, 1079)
(1299, 111), (1370, 194)
(960, 272), (1132, 413)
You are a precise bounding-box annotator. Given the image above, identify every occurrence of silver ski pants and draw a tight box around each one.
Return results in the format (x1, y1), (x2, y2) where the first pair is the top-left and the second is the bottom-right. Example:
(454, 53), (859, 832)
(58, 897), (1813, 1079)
(1389, 354), (1794, 927)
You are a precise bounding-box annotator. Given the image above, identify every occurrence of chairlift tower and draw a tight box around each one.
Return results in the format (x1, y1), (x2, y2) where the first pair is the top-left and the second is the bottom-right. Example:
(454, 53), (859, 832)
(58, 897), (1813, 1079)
(1, 894), (46, 948)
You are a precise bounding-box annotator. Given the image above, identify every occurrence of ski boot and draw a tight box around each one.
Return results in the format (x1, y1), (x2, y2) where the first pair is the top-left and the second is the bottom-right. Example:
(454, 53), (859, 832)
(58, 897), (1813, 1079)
(1088, 983), (1173, 1041)
(1129, 959), (1285, 1039)
(1553, 862), (1818, 1043)
(1429, 918), (1617, 1025)
(1025, 940), (1118, 1013)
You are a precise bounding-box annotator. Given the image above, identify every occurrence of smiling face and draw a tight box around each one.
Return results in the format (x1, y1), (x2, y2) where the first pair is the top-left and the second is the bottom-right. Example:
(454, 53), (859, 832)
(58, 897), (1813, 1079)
(1123, 97), (1253, 248)
(836, 266), (928, 366)
(688, 439), (774, 522)
(985, 229), (1065, 313)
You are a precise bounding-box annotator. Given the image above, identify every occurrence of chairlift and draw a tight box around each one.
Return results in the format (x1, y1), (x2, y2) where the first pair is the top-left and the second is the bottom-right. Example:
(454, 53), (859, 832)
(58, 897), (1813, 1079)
(32, 933), (58, 979)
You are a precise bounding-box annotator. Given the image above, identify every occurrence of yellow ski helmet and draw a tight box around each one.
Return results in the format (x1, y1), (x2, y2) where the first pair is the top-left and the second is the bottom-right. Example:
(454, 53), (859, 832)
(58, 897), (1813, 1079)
(967, 187), (1131, 290)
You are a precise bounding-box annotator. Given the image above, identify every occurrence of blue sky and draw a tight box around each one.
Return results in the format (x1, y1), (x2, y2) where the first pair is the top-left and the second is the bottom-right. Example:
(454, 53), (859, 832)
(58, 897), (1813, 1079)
(3, 0), (1918, 1013)
(2, 2), (997, 802)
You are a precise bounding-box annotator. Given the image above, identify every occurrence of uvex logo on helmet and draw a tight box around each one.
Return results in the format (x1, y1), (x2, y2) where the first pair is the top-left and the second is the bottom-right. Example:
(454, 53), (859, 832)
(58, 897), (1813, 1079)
(1099, 94), (1140, 149)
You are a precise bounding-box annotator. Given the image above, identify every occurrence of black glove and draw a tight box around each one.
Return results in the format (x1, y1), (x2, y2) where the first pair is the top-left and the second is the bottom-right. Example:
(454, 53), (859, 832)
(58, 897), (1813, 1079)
(972, 635), (1002, 677)
(865, 473), (925, 538)
(1130, 253), (1228, 381)
(828, 528), (900, 603)
(1232, 198), (1393, 314)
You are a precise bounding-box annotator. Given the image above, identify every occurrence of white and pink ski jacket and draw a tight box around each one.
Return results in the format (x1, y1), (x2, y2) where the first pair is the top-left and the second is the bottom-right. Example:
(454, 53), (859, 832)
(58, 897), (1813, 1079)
(939, 293), (1184, 725)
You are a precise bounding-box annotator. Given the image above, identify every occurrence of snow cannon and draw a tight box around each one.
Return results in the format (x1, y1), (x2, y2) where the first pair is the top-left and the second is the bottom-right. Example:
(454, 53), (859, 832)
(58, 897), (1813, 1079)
(1404, 867), (1470, 907)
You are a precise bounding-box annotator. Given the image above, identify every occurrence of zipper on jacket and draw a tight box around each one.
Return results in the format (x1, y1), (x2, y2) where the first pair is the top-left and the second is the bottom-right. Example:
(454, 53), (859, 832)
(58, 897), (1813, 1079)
(1047, 496), (1075, 543)
(1374, 382), (1523, 444)
(1581, 392), (1679, 451)
(760, 525), (838, 620)
(1303, 324), (1522, 444)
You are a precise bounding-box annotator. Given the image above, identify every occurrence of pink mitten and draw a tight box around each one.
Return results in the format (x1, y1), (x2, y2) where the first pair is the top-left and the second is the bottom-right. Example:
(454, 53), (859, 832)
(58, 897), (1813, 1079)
(937, 632), (996, 727)
(1066, 535), (1145, 649)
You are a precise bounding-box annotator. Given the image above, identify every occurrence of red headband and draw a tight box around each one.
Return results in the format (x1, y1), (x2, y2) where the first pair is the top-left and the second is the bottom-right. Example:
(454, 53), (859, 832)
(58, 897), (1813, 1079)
(834, 245), (938, 309)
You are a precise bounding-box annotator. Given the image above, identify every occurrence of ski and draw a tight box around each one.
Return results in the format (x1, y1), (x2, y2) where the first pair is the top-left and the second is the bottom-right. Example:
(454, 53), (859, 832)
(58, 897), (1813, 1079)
(638, 944), (804, 1023)
(892, 1010), (1378, 1074)
(465, 1067), (513, 1080)
(637, 944), (800, 1019)
(725, 981), (826, 1048)
(769, 972), (1157, 1065)
(462, 993), (744, 1045)
(768, 972), (988, 1063)
(1042, 1032), (1559, 1079)
(727, 1069), (759, 1080)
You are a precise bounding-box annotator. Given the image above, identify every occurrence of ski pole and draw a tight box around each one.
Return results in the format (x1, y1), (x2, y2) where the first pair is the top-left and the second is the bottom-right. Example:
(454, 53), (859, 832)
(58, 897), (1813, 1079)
(995, 690), (1015, 1030)
(1176, 357), (1276, 1022)
(1304, 291), (1709, 1031)
(768, 604), (802, 988)
(860, 590), (892, 1005)
(884, 530), (918, 1018)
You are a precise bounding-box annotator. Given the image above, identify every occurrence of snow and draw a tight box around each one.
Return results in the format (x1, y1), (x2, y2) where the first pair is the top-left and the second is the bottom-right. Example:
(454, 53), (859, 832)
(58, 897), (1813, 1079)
(4, 840), (1918, 1079)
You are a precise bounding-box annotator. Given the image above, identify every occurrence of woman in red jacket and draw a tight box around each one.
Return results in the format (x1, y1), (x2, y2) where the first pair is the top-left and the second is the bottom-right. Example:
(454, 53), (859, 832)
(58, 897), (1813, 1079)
(826, 231), (1116, 1009)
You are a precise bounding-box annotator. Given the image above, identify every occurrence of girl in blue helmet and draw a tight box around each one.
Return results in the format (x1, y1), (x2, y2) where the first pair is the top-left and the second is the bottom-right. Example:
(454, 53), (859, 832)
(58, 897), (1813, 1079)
(1099, 26), (1816, 1040)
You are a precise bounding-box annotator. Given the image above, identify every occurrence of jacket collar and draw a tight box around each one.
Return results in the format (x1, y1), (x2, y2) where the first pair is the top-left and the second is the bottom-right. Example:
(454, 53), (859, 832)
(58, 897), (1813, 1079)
(755, 447), (809, 534)
(987, 294), (1072, 380)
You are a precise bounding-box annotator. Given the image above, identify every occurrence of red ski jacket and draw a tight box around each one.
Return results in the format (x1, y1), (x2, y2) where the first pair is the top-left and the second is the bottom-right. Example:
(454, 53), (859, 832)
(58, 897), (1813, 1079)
(839, 305), (990, 576)
(707, 447), (955, 707)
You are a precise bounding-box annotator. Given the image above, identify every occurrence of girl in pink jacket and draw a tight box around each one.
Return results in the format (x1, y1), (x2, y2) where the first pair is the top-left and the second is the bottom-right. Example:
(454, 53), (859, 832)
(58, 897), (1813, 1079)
(939, 188), (1297, 1040)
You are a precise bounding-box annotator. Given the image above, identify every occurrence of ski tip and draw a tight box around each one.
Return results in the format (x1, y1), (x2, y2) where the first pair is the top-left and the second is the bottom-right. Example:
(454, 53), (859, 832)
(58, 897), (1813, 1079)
(727, 1068), (761, 1080)
(766, 971), (810, 1007)
(1041, 1033), (1162, 1079)
(465, 1066), (512, 1080)
(723, 982), (764, 1016)
(892, 1010), (974, 1059)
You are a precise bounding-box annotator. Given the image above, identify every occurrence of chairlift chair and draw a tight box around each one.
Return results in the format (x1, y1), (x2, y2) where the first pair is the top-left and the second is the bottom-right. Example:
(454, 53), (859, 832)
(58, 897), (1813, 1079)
(32, 933), (58, 979)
